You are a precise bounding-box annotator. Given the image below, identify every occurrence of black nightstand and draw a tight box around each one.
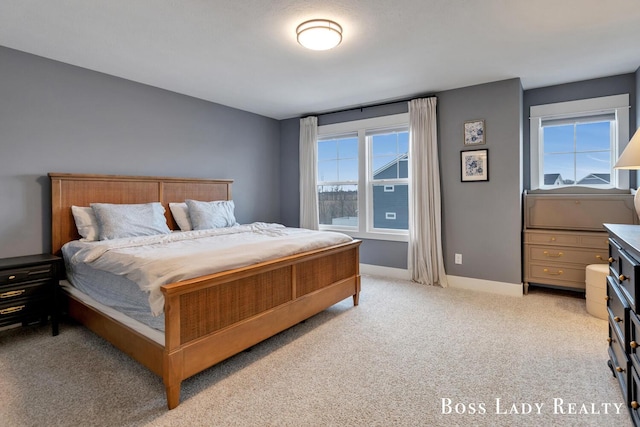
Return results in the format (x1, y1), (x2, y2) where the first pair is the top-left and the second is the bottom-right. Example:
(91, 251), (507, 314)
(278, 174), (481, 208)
(0, 254), (62, 336)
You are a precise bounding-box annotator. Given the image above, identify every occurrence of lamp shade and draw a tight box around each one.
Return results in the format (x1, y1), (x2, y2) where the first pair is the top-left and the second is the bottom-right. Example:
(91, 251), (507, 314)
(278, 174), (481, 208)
(296, 19), (342, 50)
(615, 128), (640, 169)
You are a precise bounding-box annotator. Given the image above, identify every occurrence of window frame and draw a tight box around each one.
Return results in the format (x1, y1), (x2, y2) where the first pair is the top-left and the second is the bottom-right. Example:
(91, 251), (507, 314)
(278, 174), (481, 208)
(317, 113), (410, 242)
(530, 94), (630, 190)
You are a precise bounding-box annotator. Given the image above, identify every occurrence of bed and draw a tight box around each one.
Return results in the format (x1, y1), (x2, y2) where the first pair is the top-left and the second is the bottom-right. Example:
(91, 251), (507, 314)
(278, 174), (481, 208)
(49, 173), (361, 409)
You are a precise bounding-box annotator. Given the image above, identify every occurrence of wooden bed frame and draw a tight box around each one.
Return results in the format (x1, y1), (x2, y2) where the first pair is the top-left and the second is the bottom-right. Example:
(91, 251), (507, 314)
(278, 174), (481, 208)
(49, 173), (361, 409)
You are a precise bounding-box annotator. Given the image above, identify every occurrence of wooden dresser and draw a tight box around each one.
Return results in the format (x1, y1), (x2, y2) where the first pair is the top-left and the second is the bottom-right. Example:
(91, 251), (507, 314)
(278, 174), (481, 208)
(523, 191), (636, 294)
(605, 223), (640, 426)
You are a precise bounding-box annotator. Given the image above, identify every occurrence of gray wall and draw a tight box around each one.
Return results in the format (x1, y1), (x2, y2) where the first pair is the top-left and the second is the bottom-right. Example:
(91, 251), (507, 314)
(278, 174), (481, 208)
(523, 74), (637, 190)
(438, 79), (523, 284)
(0, 46), (280, 258)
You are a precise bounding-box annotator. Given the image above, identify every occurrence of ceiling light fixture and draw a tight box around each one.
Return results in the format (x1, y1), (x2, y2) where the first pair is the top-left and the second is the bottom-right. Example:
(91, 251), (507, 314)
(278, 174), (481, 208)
(296, 19), (342, 51)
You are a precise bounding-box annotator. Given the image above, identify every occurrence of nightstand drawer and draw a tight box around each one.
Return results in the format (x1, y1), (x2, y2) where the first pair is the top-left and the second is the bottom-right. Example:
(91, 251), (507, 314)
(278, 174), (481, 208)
(0, 297), (48, 325)
(0, 264), (54, 285)
(0, 280), (50, 302)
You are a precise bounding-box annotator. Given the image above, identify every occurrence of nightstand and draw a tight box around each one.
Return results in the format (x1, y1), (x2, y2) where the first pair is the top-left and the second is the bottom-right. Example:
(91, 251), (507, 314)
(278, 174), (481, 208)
(0, 254), (63, 336)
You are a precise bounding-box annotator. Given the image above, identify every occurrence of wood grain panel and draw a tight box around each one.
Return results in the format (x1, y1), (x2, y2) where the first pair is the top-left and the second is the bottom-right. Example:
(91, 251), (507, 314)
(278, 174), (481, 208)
(179, 267), (292, 343)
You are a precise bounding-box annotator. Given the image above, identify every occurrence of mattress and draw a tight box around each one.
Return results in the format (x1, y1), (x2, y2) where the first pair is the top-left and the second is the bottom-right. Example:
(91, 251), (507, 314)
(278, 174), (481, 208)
(61, 223), (352, 334)
(60, 280), (165, 345)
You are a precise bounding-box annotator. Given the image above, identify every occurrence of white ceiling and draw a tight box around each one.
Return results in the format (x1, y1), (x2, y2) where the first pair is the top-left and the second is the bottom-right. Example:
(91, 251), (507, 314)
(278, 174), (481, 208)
(1, 0), (640, 120)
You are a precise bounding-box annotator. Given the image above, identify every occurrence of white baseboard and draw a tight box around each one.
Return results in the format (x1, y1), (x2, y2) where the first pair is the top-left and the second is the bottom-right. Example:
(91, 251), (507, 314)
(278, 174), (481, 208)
(359, 265), (523, 297)
(360, 264), (411, 280)
(446, 275), (523, 297)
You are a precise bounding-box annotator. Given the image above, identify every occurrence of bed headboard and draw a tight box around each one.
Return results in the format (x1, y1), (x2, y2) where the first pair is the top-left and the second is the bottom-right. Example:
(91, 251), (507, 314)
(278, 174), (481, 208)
(49, 173), (233, 255)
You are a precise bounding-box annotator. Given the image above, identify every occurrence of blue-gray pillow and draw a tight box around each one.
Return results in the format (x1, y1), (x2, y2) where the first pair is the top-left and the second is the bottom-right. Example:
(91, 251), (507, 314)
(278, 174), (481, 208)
(91, 202), (171, 240)
(186, 199), (237, 230)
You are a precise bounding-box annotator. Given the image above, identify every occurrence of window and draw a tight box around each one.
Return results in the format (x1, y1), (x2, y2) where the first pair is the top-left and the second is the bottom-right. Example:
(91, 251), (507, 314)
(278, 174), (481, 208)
(317, 113), (409, 241)
(530, 94), (629, 190)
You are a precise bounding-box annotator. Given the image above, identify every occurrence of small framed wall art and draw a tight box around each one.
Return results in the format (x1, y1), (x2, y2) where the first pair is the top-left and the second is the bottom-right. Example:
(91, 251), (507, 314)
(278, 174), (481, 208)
(464, 119), (485, 145)
(461, 149), (488, 182)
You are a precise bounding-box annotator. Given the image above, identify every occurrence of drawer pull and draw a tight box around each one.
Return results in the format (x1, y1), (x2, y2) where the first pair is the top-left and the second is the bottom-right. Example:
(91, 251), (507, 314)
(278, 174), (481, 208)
(607, 337), (613, 343)
(608, 257), (614, 263)
(543, 251), (563, 258)
(543, 268), (563, 275)
(0, 289), (25, 298)
(616, 366), (625, 373)
(8, 275), (16, 280)
(0, 305), (25, 315)
(632, 341), (638, 349)
(619, 274), (628, 282)
(614, 316), (622, 323)
(605, 296), (610, 301)
(550, 237), (556, 242)
(632, 401), (639, 410)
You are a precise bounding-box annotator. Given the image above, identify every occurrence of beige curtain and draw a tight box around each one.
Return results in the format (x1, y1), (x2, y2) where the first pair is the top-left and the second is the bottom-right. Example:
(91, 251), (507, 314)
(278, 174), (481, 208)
(408, 98), (447, 286)
(299, 116), (319, 230)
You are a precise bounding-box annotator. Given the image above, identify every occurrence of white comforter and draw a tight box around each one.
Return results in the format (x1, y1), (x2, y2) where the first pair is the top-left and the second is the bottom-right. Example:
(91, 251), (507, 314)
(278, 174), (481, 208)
(62, 223), (352, 316)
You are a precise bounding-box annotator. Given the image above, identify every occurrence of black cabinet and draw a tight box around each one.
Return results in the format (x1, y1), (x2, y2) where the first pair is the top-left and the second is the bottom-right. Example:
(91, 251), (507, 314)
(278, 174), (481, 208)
(0, 254), (62, 336)
(606, 224), (640, 425)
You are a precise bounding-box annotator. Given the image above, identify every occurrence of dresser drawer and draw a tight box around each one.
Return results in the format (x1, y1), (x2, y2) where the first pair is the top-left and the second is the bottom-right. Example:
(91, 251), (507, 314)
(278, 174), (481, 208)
(610, 238), (623, 278)
(0, 280), (51, 303)
(525, 195), (636, 230)
(630, 311), (640, 374)
(526, 232), (580, 246)
(609, 322), (631, 404)
(608, 275), (630, 349)
(528, 246), (608, 266)
(0, 296), (48, 326)
(0, 263), (55, 285)
(631, 367), (640, 425)
(527, 264), (586, 288)
(615, 249), (640, 312)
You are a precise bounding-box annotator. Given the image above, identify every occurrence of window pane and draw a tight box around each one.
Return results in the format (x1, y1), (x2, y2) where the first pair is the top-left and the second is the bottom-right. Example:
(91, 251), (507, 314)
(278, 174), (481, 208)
(318, 140), (337, 161)
(317, 185), (358, 227)
(576, 121), (611, 152)
(372, 184), (408, 230)
(338, 158), (358, 181)
(543, 153), (575, 185)
(373, 155), (398, 179)
(576, 152), (611, 185)
(318, 160), (337, 182)
(338, 137), (358, 158)
(371, 131), (409, 180)
(543, 125), (574, 153)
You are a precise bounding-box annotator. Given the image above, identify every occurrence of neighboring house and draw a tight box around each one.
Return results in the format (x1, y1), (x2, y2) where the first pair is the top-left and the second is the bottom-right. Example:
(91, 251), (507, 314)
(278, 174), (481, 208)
(372, 154), (409, 230)
(543, 173), (563, 186)
(577, 173), (610, 185)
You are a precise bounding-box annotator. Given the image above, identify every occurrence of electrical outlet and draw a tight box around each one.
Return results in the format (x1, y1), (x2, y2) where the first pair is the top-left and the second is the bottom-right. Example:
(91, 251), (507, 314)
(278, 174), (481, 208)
(454, 253), (462, 264)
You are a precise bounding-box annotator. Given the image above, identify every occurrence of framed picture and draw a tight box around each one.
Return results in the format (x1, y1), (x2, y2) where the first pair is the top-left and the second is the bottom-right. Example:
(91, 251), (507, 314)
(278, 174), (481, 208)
(464, 119), (485, 145)
(461, 149), (488, 182)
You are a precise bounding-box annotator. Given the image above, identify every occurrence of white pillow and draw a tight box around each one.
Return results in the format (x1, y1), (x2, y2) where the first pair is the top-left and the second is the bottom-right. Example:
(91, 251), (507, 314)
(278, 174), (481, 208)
(91, 202), (171, 240)
(71, 206), (99, 241)
(169, 202), (192, 231)
(186, 199), (237, 230)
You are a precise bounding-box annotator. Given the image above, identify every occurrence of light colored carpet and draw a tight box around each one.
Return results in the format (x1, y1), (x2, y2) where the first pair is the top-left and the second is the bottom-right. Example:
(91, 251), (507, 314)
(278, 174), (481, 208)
(0, 275), (632, 427)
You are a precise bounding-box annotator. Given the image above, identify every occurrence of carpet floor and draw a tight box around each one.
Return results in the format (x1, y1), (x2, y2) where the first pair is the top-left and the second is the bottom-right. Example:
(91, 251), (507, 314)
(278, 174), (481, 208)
(0, 275), (632, 426)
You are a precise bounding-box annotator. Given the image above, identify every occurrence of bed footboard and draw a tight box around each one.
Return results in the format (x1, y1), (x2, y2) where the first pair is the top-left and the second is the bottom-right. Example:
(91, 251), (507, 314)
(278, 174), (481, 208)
(161, 240), (361, 409)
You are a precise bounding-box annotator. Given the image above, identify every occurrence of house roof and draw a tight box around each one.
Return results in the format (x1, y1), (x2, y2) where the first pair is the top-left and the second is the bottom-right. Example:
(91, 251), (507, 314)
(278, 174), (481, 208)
(577, 173), (610, 185)
(1, 1), (639, 119)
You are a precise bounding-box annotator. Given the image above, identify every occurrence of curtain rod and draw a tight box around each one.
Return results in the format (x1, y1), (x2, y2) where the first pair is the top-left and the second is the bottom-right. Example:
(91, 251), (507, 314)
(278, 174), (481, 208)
(305, 94), (437, 118)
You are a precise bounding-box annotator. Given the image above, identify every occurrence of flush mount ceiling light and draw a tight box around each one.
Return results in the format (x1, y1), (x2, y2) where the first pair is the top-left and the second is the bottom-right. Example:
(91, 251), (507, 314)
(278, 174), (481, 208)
(296, 19), (342, 51)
